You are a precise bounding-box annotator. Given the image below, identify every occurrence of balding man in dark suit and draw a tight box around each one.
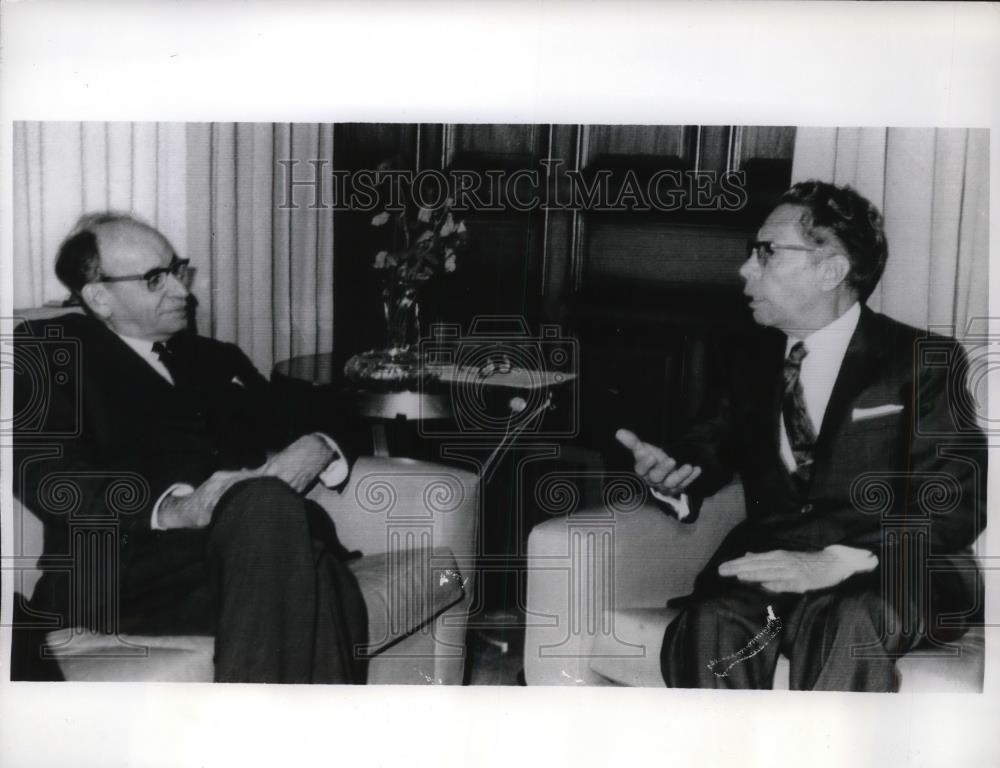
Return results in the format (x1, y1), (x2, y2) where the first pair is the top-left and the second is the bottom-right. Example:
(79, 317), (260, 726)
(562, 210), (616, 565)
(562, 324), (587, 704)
(14, 213), (366, 683)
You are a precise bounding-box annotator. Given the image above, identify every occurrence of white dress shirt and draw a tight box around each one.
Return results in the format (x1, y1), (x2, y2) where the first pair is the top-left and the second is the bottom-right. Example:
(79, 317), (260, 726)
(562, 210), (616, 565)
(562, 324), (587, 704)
(655, 302), (862, 519)
(778, 301), (861, 471)
(117, 332), (175, 384)
(112, 333), (349, 528)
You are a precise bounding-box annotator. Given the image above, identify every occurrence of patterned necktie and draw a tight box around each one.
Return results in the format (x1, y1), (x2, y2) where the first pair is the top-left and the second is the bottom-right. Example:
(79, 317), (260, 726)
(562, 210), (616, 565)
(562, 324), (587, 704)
(152, 339), (194, 390)
(782, 341), (816, 486)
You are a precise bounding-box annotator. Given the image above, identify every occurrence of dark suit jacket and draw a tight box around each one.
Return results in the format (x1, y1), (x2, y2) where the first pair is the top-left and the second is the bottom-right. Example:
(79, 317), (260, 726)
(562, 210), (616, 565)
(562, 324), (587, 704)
(669, 306), (986, 620)
(13, 313), (314, 625)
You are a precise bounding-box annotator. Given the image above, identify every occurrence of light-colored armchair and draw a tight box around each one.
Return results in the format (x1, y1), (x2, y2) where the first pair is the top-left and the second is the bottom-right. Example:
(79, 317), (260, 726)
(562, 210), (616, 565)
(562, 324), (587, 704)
(524, 481), (985, 691)
(11, 456), (479, 684)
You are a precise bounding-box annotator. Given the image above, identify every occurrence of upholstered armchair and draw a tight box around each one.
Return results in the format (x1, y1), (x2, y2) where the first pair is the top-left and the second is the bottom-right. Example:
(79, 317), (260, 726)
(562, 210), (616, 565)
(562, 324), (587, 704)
(11, 456), (479, 684)
(524, 480), (985, 691)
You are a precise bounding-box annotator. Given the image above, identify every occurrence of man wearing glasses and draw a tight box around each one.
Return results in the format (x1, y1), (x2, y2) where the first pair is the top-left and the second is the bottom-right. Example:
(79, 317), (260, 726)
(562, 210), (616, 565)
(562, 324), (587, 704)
(617, 181), (985, 690)
(13, 213), (366, 683)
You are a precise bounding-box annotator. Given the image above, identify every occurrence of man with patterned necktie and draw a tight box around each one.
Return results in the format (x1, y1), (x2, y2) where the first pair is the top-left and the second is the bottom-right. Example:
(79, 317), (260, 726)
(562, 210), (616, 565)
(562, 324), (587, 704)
(616, 181), (985, 691)
(13, 213), (366, 684)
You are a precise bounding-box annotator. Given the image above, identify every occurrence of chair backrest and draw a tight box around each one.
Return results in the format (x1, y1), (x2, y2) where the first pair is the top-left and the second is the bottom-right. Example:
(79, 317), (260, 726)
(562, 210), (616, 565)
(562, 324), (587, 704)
(13, 303), (84, 322)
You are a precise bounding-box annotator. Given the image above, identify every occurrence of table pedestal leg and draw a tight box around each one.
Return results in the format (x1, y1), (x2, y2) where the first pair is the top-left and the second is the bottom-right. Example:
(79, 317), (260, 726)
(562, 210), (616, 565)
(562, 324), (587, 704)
(371, 423), (389, 457)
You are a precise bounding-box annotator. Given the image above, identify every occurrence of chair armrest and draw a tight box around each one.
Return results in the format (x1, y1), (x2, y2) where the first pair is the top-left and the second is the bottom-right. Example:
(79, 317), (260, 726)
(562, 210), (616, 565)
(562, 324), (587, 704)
(524, 503), (691, 685)
(524, 480), (745, 685)
(309, 457), (482, 685)
(348, 546), (465, 655)
(308, 456), (480, 564)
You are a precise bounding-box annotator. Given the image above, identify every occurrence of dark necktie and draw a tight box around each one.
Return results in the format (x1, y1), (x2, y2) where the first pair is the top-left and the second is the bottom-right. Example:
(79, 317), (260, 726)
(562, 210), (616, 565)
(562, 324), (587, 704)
(782, 340), (816, 486)
(152, 339), (195, 390)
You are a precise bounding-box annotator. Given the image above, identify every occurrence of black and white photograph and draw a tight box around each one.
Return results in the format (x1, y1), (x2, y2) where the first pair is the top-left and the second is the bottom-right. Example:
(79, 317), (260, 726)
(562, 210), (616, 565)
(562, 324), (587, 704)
(6, 120), (990, 690)
(1, 3), (998, 768)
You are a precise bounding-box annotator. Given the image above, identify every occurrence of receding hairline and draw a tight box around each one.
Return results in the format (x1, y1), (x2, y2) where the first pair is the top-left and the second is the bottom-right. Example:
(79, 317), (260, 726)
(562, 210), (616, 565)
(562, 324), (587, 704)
(91, 218), (174, 269)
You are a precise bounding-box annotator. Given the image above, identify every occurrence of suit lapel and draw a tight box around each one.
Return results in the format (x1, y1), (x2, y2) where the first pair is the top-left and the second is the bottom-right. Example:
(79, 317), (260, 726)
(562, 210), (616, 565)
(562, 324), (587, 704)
(812, 306), (886, 467)
(760, 330), (788, 459)
(91, 320), (179, 396)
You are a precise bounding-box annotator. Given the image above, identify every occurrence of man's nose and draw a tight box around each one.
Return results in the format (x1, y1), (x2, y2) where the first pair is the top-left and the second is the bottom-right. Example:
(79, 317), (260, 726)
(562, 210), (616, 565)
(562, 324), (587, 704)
(739, 256), (758, 281)
(164, 272), (190, 297)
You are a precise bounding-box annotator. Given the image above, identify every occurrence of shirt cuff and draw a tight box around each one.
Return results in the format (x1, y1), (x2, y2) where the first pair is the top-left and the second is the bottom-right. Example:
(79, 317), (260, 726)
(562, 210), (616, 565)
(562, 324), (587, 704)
(151, 483), (195, 530)
(314, 433), (350, 489)
(649, 488), (691, 521)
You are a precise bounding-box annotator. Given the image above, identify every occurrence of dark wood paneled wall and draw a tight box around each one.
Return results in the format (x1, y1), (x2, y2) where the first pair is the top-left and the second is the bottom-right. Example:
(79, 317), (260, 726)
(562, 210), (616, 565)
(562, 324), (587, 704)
(332, 124), (795, 451)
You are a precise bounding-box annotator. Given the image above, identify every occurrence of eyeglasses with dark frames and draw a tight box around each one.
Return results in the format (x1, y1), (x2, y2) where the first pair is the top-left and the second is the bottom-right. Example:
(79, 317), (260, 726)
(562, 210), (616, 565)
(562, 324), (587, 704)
(97, 256), (192, 293)
(745, 240), (830, 269)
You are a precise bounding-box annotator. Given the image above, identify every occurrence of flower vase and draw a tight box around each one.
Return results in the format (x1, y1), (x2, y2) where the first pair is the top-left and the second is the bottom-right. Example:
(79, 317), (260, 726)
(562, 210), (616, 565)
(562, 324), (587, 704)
(384, 283), (421, 352)
(344, 282), (439, 392)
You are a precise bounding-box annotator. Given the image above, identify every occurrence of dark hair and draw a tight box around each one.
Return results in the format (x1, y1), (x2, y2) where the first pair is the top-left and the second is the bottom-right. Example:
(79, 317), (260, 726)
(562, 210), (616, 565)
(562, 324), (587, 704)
(54, 229), (102, 296)
(54, 212), (139, 297)
(778, 180), (888, 302)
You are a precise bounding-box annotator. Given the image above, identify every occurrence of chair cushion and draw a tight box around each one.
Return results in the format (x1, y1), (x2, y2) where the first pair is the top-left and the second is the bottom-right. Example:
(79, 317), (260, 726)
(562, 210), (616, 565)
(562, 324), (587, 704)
(44, 546), (465, 681)
(42, 631), (215, 682)
(348, 546), (465, 655)
(588, 608), (677, 686)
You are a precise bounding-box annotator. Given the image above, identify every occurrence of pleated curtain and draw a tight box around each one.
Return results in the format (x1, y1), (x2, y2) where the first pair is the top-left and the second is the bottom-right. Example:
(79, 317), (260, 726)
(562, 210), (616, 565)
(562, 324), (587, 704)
(791, 127), (989, 341)
(186, 123), (335, 374)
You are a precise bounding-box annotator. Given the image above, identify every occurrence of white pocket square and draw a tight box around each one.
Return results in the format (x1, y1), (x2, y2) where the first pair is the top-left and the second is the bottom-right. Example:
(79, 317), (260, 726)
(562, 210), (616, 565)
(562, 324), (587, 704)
(852, 403), (903, 421)
(230, 376), (246, 388)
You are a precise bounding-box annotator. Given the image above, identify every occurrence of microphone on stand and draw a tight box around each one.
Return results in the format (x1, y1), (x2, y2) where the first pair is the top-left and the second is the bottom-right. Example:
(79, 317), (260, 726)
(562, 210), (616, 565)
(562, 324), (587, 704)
(479, 392), (553, 482)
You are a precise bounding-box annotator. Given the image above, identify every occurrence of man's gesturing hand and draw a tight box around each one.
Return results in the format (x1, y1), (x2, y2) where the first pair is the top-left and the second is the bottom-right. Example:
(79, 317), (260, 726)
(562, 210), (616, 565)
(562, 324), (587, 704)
(158, 469), (259, 529)
(718, 545), (878, 593)
(615, 428), (702, 496)
(262, 434), (335, 493)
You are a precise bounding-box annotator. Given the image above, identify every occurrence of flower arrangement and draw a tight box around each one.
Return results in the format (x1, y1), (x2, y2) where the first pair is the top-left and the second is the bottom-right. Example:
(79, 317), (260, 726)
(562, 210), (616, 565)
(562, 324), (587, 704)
(371, 199), (468, 279)
(370, 197), (469, 350)
(344, 194), (470, 391)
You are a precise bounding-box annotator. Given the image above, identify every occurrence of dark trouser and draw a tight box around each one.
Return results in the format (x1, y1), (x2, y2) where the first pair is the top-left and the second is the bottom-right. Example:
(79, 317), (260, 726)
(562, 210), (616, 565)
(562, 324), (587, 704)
(116, 477), (368, 684)
(660, 576), (919, 691)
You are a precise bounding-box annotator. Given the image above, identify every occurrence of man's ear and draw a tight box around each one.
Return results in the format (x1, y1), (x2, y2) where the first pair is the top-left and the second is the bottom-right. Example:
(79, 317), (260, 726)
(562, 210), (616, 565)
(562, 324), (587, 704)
(80, 283), (112, 320)
(819, 253), (851, 292)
